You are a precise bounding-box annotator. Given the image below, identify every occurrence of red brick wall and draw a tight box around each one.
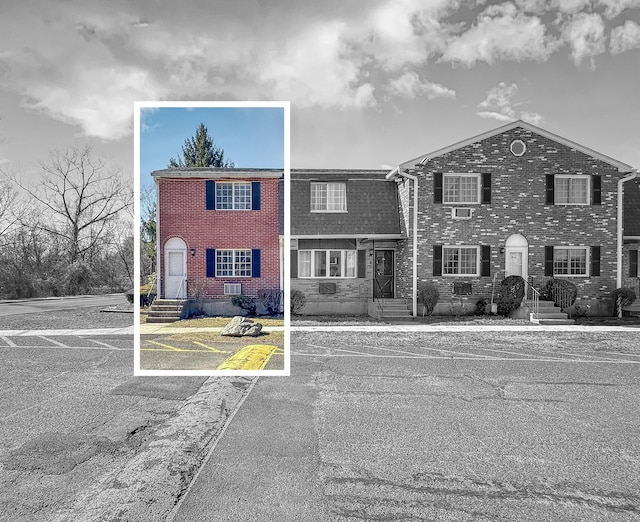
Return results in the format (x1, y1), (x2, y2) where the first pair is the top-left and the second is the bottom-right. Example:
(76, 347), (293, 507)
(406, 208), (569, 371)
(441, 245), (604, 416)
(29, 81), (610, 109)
(399, 127), (625, 301)
(158, 177), (281, 298)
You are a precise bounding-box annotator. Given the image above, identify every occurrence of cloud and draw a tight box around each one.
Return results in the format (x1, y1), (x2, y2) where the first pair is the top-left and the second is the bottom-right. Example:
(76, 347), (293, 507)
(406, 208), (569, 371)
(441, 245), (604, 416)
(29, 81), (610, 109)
(610, 20), (640, 53)
(478, 82), (519, 120)
(441, 3), (559, 66)
(561, 12), (607, 67)
(387, 72), (456, 100)
(596, 0), (640, 19)
(477, 82), (544, 125)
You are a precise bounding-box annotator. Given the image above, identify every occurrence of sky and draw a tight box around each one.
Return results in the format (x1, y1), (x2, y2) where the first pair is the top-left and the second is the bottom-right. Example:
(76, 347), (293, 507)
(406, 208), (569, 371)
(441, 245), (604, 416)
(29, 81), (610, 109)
(138, 105), (286, 190)
(1, 0), (639, 187)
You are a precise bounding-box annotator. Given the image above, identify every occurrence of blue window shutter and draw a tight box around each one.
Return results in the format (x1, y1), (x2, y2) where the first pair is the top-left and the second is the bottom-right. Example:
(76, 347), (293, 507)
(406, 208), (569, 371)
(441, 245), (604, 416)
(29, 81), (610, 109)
(291, 250), (298, 279)
(592, 175), (602, 205)
(545, 175), (555, 205)
(206, 180), (216, 210)
(252, 249), (261, 278)
(434, 173), (443, 204)
(630, 250), (639, 278)
(206, 249), (215, 277)
(433, 245), (442, 276)
(544, 246), (554, 276)
(252, 181), (261, 210)
(481, 245), (491, 276)
(591, 246), (601, 276)
(482, 173), (491, 204)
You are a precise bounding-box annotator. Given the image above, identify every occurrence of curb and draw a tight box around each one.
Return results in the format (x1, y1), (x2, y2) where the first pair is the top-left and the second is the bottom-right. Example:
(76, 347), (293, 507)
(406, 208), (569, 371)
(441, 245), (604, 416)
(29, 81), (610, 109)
(51, 375), (257, 522)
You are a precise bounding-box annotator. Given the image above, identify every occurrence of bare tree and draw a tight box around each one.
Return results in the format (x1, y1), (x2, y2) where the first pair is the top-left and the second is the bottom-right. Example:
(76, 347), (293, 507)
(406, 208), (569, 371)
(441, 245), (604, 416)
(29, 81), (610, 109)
(12, 145), (133, 264)
(0, 175), (20, 240)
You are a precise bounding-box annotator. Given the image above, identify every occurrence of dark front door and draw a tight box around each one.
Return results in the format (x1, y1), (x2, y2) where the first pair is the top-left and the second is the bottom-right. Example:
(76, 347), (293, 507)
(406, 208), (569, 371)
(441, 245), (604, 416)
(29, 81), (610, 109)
(374, 250), (394, 298)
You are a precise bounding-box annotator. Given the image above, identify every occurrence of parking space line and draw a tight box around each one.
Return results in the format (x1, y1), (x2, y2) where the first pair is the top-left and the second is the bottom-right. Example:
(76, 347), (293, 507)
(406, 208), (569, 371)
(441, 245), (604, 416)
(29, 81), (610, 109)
(39, 336), (69, 348)
(367, 344), (500, 359)
(147, 340), (187, 352)
(86, 338), (128, 351)
(192, 341), (232, 354)
(0, 336), (17, 347)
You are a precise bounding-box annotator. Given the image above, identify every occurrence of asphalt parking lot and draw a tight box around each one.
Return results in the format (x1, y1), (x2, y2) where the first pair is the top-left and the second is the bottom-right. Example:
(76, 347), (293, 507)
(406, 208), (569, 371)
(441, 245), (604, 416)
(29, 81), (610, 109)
(174, 328), (640, 521)
(139, 331), (285, 371)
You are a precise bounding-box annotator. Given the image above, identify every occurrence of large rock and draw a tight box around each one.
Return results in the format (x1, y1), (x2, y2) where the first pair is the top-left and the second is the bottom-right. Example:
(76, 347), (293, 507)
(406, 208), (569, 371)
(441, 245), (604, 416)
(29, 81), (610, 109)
(220, 316), (263, 337)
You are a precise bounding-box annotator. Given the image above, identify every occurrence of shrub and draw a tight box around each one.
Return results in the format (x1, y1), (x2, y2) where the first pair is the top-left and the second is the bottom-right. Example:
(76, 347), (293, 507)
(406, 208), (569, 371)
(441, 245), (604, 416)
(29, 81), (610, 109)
(540, 278), (577, 309)
(418, 282), (439, 316)
(497, 275), (525, 316)
(231, 294), (257, 316)
(290, 289), (306, 315)
(124, 289), (134, 304)
(611, 287), (637, 317)
(475, 298), (490, 316)
(258, 288), (283, 316)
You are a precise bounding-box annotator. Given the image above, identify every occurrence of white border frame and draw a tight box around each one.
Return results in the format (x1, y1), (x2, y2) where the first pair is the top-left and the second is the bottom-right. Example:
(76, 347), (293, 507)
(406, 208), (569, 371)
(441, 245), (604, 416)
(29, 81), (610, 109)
(134, 100), (290, 377)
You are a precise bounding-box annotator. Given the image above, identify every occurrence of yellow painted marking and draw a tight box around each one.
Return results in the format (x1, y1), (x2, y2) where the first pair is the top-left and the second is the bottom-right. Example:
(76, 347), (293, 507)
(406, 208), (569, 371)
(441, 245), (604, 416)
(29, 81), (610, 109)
(192, 341), (231, 354)
(147, 340), (187, 352)
(216, 344), (280, 371)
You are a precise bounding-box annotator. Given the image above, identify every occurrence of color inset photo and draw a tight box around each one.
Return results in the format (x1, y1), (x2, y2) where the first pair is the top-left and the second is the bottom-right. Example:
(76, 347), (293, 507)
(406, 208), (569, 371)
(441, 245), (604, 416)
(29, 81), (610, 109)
(134, 101), (289, 376)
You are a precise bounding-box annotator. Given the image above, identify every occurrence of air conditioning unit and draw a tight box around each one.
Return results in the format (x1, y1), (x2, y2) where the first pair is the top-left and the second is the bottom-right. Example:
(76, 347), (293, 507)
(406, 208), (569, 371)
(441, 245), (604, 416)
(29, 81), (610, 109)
(224, 283), (242, 295)
(452, 207), (473, 219)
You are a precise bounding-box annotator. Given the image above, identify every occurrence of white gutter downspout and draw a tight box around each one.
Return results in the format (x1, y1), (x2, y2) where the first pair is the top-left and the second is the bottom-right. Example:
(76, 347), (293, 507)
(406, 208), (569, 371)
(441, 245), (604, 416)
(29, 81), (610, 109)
(617, 169), (638, 288)
(389, 167), (418, 318)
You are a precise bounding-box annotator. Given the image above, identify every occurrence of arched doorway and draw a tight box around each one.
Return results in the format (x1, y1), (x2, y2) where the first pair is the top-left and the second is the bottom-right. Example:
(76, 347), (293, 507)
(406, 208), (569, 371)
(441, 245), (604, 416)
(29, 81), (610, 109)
(505, 234), (528, 280)
(164, 237), (187, 299)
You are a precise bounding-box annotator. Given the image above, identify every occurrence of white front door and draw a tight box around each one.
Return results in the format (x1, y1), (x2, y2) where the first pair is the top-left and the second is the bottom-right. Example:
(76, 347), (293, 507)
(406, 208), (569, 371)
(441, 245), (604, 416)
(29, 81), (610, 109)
(506, 251), (524, 277)
(505, 234), (529, 281)
(165, 238), (187, 298)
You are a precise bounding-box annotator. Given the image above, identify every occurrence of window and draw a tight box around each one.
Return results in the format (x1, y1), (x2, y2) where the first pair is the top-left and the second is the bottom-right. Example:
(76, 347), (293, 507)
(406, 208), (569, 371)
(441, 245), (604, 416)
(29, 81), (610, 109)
(442, 246), (479, 276)
(216, 182), (252, 210)
(553, 247), (588, 276)
(311, 182), (346, 212)
(510, 139), (527, 157)
(554, 175), (589, 205)
(443, 174), (480, 204)
(216, 249), (252, 277)
(298, 249), (356, 278)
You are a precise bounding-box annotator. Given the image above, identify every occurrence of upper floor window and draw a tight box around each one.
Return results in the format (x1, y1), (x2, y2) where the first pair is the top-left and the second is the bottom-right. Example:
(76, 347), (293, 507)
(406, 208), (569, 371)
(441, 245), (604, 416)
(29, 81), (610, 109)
(216, 182), (252, 210)
(443, 174), (480, 204)
(311, 182), (346, 212)
(554, 175), (589, 205)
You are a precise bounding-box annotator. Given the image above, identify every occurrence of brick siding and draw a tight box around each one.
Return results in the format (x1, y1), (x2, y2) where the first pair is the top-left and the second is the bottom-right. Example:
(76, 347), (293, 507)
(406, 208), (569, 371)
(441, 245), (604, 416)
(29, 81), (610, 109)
(158, 177), (281, 298)
(400, 127), (625, 302)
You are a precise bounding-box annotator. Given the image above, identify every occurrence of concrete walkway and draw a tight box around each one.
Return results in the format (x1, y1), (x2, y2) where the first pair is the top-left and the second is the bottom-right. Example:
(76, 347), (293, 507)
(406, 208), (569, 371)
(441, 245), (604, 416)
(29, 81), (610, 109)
(291, 324), (640, 332)
(0, 326), (134, 336)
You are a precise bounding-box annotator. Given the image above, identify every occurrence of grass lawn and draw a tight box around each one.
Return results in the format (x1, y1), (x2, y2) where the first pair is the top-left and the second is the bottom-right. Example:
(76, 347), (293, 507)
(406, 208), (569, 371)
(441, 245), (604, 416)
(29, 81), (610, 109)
(170, 316), (284, 328)
(295, 328), (640, 355)
(0, 305), (133, 330)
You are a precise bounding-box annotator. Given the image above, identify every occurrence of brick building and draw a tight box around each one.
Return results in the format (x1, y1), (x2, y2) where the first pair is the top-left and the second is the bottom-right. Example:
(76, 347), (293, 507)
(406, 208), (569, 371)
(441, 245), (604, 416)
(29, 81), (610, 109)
(291, 121), (637, 318)
(153, 168), (283, 315)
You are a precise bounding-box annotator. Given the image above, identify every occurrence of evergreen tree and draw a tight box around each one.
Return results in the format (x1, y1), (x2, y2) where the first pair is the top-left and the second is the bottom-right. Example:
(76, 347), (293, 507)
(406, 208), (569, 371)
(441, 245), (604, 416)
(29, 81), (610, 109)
(168, 123), (235, 168)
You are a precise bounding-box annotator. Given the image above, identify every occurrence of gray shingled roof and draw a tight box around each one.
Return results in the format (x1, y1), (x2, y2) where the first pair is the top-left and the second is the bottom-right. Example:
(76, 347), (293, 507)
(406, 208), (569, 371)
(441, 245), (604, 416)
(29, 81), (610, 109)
(291, 170), (403, 237)
(624, 178), (640, 237)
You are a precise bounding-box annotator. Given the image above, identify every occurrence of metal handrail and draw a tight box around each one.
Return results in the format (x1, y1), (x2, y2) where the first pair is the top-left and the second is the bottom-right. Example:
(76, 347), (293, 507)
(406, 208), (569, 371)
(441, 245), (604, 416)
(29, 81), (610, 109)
(523, 280), (540, 319)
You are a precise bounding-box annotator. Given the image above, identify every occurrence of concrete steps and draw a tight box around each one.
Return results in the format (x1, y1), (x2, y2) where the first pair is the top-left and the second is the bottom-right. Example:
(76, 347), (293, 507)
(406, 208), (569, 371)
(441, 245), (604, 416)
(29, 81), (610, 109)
(530, 300), (575, 325)
(146, 299), (187, 323)
(376, 299), (411, 319)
